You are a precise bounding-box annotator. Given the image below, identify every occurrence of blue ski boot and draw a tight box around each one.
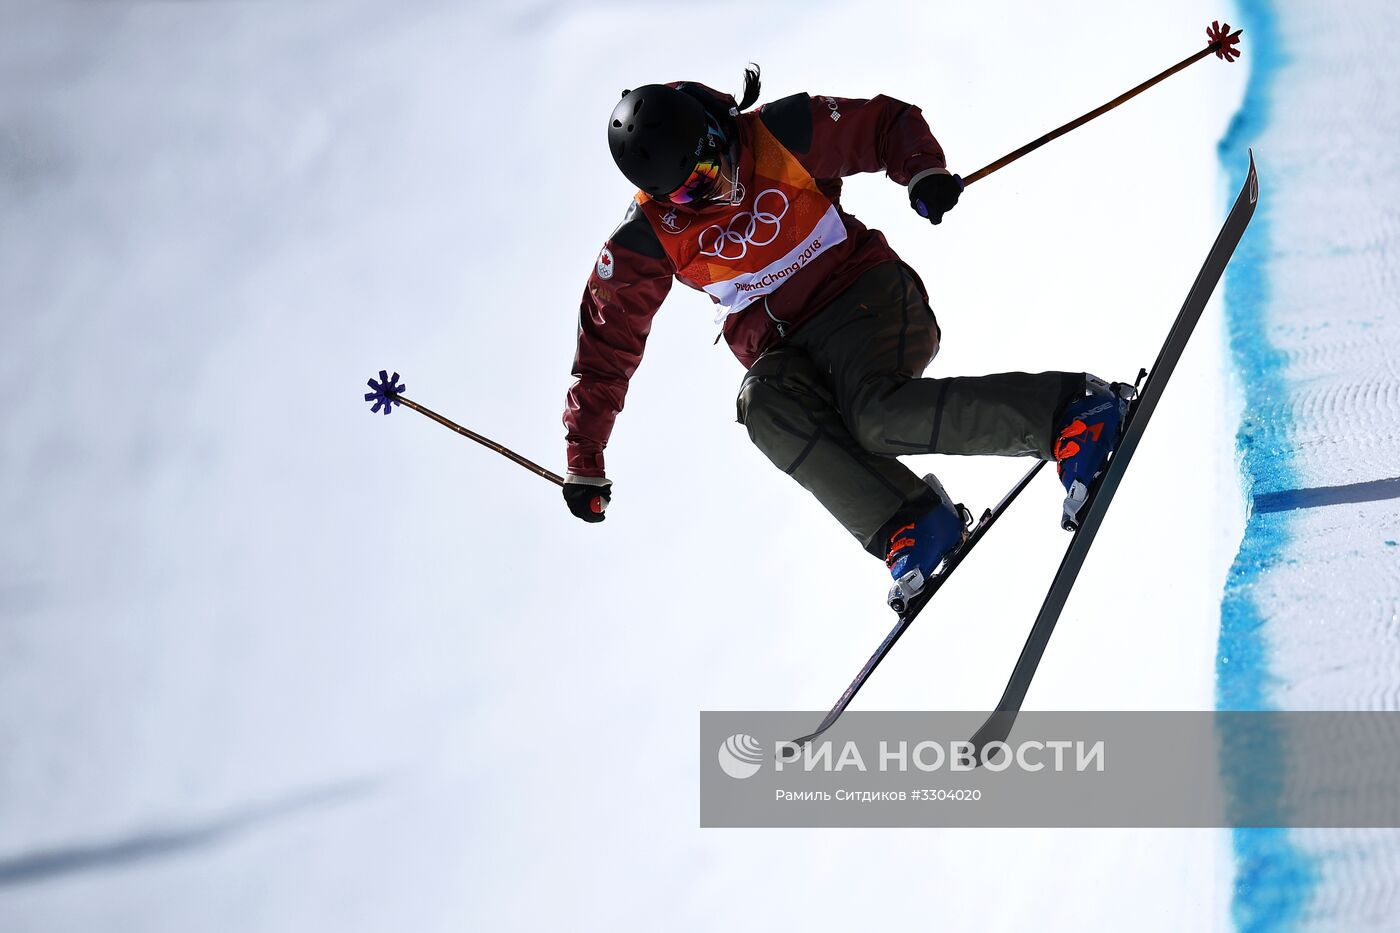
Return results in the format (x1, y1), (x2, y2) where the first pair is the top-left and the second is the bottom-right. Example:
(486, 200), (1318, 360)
(1053, 375), (1134, 530)
(885, 475), (971, 614)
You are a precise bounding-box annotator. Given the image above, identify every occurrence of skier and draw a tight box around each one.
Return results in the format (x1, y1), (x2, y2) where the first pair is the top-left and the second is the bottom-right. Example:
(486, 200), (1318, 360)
(562, 67), (1130, 608)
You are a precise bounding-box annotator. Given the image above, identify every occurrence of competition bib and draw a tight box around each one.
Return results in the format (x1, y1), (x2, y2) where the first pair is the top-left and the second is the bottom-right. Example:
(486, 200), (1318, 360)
(637, 118), (847, 323)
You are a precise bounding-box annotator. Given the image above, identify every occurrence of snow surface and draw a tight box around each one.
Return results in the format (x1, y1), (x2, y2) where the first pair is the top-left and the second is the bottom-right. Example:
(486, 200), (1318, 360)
(1, 1), (1256, 930)
(1218, 1), (1400, 930)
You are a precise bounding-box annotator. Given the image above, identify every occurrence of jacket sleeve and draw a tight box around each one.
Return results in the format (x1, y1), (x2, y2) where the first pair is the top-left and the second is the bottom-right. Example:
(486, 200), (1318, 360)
(563, 202), (673, 478)
(760, 92), (948, 185)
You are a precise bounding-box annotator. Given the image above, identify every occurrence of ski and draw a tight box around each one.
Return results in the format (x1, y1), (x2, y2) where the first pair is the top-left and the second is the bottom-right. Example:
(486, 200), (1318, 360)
(790, 459), (1047, 748)
(968, 150), (1260, 757)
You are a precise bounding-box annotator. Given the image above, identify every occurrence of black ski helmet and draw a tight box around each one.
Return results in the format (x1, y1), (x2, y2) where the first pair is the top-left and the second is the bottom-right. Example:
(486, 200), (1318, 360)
(607, 84), (712, 197)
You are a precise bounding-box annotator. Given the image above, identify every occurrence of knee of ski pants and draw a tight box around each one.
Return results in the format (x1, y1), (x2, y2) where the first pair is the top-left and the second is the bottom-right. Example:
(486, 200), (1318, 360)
(736, 377), (776, 441)
(735, 352), (820, 438)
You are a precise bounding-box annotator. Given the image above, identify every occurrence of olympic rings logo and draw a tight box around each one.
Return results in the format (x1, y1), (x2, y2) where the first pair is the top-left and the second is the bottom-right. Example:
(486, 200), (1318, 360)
(697, 188), (790, 262)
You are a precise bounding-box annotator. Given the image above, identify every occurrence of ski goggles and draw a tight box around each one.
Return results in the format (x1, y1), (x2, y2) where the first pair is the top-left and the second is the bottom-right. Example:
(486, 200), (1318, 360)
(662, 116), (734, 206)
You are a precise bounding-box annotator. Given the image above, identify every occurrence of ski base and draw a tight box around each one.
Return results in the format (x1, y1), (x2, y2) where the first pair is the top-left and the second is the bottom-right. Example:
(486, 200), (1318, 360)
(968, 151), (1259, 760)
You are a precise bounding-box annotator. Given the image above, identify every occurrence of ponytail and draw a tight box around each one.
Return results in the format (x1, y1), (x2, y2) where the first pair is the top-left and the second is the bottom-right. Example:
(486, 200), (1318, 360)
(737, 63), (762, 111)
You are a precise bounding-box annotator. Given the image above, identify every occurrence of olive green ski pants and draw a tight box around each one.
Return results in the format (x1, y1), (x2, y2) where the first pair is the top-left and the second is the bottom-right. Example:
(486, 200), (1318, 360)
(736, 261), (1083, 558)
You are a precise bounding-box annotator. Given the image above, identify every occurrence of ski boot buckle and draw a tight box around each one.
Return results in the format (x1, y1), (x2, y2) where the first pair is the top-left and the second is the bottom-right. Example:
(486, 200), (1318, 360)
(887, 568), (927, 615)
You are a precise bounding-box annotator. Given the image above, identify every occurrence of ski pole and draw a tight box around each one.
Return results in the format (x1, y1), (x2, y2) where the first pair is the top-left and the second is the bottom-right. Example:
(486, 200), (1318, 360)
(363, 370), (565, 487)
(961, 21), (1243, 187)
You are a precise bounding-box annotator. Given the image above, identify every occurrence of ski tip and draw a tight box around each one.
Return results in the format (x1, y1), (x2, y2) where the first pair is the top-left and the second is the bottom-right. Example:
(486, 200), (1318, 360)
(1246, 149), (1258, 204)
(781, 734), (816, 760)
(967, 710), (1020, 767)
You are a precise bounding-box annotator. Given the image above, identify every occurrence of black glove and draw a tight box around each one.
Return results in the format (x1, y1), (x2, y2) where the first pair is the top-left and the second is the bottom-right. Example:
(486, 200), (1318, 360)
(563, 475), (611, 523)
(909, 171), (963, 225)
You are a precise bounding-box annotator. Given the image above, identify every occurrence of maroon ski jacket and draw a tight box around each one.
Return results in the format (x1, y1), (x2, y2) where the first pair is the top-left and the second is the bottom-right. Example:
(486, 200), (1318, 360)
(564, 87), (948, 478)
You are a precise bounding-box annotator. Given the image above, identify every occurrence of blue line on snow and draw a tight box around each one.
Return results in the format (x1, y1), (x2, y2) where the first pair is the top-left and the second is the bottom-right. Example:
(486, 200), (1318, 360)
(1215, 2), (1317, 930)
